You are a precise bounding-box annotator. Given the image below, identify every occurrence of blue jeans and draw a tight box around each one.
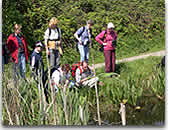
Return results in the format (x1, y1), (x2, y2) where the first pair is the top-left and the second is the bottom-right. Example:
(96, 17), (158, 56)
(13, 53), (26, 81)
(78, 44), (89, 63)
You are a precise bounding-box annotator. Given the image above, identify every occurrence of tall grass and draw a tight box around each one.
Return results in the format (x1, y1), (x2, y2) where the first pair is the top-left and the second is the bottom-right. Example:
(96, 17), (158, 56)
(2, 64), (89, 126)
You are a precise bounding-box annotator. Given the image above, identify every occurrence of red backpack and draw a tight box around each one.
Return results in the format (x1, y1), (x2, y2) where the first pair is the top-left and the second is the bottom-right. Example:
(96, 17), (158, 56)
(71, 62), (83, 78)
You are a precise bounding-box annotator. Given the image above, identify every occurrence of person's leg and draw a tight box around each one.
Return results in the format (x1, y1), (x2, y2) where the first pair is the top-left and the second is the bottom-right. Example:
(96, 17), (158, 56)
(20, 54), (26, 79)
(84, 46), (89, 63)
(111, 50), (116, 72)
(104, 50), (111, 72)
(49, 49), (55, 68)
(12, 62), (19, 86)
(78, 44), (85, 62)
(55, 50), (60, 68)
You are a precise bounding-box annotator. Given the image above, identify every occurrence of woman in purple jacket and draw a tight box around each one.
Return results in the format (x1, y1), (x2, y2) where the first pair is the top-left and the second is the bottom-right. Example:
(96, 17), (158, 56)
(95, 22), (117, 73)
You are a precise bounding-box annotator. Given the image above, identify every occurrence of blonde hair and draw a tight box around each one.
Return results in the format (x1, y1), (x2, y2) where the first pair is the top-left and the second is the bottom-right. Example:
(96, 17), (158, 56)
(48, 17), (58, 28)
(14, 24), (22, 31)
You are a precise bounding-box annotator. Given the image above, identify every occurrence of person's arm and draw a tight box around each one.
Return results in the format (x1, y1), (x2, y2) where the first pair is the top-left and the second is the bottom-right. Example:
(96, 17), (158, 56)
(75, 68), (82, 84)
(57, 28), (62, 45)
(7, 35), (13, 54)
(95, 31), (106, 45)
(80, 77), (88, 83)
(64, 73), (70, 87)
(44, 29), (50, 54)
(31, 56), (35, 70)
(114, 30), (117, 41)
(7, 35), (15, 62)
(23, 35), (29, 61)
(74, 27), (83, 45)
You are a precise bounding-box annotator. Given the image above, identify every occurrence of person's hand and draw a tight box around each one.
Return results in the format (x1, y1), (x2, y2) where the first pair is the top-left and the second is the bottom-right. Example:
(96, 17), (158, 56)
(81, 77), (88, 83)
(78, 38), (82, 45)
(46, 49), (50, 55)
(57, 41), (61, 45)
(79, 40), (83, 45)
(103, 42), (107, 46)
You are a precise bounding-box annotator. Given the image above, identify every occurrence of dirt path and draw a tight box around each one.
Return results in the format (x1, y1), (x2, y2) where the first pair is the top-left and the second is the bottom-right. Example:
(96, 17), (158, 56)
(94, 50), (166, 69)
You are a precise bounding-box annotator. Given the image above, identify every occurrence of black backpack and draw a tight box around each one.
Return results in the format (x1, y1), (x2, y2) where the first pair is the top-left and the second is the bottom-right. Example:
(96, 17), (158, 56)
(48, 27), (61, 40)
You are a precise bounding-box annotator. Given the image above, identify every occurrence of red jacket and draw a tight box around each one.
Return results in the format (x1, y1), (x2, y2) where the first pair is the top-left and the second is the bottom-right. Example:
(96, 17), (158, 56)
(7, 33), (29, 63)
(95, 29), (117, 51)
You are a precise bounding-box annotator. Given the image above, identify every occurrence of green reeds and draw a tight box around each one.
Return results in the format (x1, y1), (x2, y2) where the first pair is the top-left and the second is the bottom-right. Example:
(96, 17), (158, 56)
(149, 68), (165, 100)
(2, 66), (89, 126)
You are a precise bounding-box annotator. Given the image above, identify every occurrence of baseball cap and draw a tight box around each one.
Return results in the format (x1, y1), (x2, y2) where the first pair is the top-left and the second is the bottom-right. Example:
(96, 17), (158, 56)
(35, 41), (43, 47)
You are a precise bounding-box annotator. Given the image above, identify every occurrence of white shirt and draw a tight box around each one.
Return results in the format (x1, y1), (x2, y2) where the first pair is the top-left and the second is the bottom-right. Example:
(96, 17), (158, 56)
(51, 68), (70, 86)
(44, 28), (61, 45)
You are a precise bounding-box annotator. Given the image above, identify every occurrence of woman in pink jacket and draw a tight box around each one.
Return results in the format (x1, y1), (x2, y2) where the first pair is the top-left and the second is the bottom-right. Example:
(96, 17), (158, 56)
(95, 22), (117, 73)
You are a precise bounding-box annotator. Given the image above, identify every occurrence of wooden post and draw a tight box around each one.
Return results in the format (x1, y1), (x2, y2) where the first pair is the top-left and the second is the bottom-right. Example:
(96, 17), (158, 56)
(119, 103), (126, 126)
(88, 29), (101, 125)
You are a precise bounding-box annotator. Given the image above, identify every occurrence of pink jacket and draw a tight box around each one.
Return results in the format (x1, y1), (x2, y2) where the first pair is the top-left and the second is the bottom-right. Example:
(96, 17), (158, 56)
(95, 29), (117, 51)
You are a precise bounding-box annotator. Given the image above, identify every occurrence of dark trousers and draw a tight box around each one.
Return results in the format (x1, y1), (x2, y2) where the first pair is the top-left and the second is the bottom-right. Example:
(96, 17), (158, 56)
(49, 49), (60, 68)
(104, 50), (115, 73)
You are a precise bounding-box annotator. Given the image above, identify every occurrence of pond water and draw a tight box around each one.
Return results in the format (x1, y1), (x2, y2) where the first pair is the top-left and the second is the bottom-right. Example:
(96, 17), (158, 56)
(88, 96), (165, 126)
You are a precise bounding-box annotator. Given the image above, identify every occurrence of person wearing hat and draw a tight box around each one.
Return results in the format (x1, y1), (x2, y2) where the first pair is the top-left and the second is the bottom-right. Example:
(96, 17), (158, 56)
(74, 20), (94, 63)
(44, 17), (62, 69)
(30, 40), (44, 78)
(7, 24), (29, 82)
(95, 22), (117, 73)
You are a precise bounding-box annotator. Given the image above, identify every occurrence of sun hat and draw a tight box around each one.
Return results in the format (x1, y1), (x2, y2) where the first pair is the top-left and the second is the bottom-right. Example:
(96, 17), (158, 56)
(107, 22), (115, 29)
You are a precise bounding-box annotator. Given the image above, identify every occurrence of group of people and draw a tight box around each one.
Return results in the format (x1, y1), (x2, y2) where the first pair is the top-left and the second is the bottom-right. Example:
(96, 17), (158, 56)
(4, 16), (118, 92)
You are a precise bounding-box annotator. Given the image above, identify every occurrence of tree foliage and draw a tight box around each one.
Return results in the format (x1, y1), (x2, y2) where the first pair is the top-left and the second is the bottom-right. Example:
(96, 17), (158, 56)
(2, 0), (165, 63)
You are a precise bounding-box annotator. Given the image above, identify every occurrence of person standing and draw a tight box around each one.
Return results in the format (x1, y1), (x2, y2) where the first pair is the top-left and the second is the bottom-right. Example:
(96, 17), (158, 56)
(7, 24), (29, 81)
(30, 41), (44, 79)
(95, 22), (117, 73)
(74, 20), (93, 63)
(44, 17), (62, 68)
(2, 34), (9, 73)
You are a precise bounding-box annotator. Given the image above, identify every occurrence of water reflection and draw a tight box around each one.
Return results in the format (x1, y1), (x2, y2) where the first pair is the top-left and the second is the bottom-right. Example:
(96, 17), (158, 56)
(89, 96), (165, 126)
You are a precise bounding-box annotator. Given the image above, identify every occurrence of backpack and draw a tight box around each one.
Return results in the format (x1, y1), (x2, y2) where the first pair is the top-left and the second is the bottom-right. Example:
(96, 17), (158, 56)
(76, 26), (92, 51)
(48, 27), (61, 40)
(71, 62), (83, 78)
(48, 27), (63, 55)
(77, 26), (92, 38)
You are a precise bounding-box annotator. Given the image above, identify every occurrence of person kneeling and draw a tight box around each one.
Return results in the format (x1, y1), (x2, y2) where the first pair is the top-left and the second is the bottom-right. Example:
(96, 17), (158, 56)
(51, 64), (73, 93)
(75, 60), (99, 88)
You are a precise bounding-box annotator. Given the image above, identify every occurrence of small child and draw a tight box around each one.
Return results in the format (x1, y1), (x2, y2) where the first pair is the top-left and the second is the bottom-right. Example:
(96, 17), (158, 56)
(30, 41), (44, 79)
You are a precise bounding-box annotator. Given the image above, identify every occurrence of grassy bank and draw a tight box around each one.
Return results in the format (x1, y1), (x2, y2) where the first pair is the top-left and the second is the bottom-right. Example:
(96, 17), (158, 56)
(2, 55), (165, 125)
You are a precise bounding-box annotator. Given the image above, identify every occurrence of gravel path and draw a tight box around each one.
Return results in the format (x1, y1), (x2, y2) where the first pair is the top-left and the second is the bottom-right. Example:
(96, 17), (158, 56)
(94, 50), (166, 69)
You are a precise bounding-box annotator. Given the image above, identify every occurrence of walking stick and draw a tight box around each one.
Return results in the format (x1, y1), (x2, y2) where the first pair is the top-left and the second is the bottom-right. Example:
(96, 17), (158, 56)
(45, 45), (57, 125)
(88, 29), (101, 125)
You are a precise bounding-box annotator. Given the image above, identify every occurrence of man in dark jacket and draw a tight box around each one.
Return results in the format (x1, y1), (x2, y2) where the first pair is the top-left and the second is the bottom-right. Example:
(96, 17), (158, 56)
(30, 41), (44, 79)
